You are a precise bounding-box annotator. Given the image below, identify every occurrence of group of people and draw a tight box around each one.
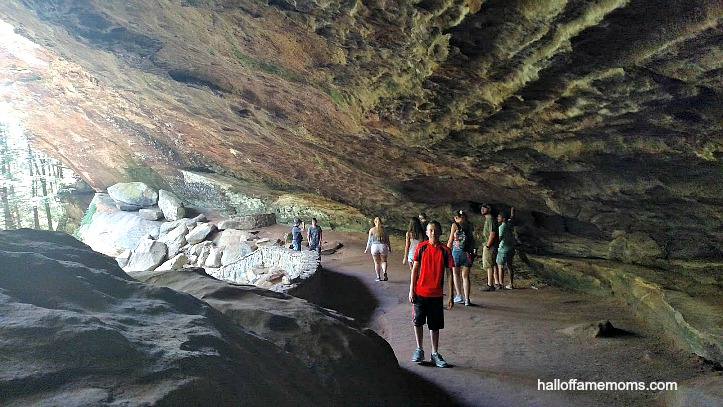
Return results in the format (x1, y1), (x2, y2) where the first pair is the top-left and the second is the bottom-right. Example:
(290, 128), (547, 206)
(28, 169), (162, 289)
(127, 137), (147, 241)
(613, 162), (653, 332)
(364, 206), (518, 368)
(290, 217), (323, 256)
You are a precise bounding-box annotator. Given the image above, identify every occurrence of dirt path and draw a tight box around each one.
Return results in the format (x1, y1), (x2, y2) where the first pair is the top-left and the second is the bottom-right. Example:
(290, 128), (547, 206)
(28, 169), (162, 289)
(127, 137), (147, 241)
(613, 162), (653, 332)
(282, 226), (708, 407)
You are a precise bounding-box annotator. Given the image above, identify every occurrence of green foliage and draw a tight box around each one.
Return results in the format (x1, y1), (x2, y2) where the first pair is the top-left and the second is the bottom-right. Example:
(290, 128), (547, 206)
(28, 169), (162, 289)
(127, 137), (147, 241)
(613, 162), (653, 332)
(232, 49), (306, 84)
(323, 87), (347, 107)
(73, 201), (97, 239)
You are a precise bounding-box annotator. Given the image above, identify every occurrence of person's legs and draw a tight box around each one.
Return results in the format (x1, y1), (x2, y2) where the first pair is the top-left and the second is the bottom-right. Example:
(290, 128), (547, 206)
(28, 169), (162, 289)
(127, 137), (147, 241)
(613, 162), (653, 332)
(414, 325), (424, 349)
(372, 253), (382, 279)
(494, 264), (503, 287)
(380, 254), (388, 280)
(493, 249), (502, 288)
(482, 246), (494, 289)
(430, 329), (439, 354)
(452, 266), (462, 301)
(461, 266), (471, 303)
(426, 296), (444, 353)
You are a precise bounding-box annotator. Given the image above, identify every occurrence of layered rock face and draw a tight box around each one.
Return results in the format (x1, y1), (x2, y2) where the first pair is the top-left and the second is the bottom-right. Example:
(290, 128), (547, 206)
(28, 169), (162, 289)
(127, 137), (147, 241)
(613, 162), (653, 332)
(0, 229), (419, 406)
(0, 1), (720, 262)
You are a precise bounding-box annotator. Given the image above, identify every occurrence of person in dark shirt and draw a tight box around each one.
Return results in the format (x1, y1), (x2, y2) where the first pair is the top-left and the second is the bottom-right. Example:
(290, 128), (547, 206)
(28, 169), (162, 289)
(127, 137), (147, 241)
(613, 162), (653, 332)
(307, 217), (323, 257)
(291, 218), (304, 251)
(418, 213), (430, 241)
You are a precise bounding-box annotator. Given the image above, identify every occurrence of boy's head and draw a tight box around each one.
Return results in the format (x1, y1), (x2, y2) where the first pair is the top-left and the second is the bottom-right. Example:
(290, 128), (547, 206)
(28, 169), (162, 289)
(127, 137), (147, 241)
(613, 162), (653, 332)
(311, 218), (317, 225)
(426, 220), (442, 243)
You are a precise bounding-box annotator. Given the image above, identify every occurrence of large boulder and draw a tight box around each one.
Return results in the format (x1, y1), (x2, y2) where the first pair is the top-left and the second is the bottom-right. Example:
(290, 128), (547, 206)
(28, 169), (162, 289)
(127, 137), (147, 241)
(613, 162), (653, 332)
(158, 189), (185, 221)
(107, 182), (158, 207)
(125, 237), (167, 272)
(133, 267), (412, 406)
(0, 229), (328, 406)
(78, 193), (162, 256)
(157, 223), (189, 258)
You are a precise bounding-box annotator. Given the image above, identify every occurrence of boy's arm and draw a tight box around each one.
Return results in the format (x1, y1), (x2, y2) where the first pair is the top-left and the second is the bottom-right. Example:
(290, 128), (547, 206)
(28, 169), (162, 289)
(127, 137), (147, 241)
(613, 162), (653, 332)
(446, 267), (454, 309)
(409, 261), (420, 303)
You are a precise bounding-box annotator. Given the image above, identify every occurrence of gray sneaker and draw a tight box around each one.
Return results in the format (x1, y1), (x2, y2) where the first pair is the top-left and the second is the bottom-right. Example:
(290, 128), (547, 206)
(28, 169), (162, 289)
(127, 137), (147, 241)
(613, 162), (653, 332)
(431, 352), (449, 368)
(480, 284), (493, 292)
(411, 348), (424, 363)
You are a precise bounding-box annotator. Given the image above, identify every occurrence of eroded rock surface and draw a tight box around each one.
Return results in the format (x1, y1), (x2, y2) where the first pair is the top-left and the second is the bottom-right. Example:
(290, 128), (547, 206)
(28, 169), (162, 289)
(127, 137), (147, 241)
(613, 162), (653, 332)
(0, 2), (719, 260)
(0, 229), (423, 406)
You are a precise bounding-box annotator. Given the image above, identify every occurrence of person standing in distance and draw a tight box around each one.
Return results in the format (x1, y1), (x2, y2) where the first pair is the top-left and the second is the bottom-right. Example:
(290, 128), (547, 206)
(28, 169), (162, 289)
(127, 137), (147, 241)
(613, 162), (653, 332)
(496, 210), (515, 289)
(447, 210), (476, 306)
(307, 217), (323, 258)
(403, 217), (425, 272)
(418, 213), (430, 241)
(291, 218), (305, 251)
(409, 220), (453, 368)
(364, 217), (392, 281)
(479, 204), (498, 291)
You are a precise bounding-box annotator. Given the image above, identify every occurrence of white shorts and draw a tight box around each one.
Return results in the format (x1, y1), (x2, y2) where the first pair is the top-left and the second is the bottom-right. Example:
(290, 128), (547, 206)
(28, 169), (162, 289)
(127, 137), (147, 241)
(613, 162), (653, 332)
(370, 243), (389, 256)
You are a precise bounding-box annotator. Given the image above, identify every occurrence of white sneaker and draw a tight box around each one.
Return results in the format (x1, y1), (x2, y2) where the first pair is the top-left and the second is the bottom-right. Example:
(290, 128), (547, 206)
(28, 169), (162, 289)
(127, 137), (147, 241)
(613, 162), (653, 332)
(453, 295), (464, 303)
(505, 284), (513, 290)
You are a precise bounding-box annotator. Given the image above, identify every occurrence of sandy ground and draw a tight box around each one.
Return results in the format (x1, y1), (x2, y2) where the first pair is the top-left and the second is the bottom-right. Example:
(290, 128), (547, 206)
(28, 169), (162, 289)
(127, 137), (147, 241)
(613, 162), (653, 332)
(253, 224), (712, 407)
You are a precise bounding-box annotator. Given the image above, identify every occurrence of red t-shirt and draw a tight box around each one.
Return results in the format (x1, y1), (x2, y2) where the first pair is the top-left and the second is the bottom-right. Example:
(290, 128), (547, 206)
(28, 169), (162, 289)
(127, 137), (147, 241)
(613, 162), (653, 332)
(413, 241), (453, 297)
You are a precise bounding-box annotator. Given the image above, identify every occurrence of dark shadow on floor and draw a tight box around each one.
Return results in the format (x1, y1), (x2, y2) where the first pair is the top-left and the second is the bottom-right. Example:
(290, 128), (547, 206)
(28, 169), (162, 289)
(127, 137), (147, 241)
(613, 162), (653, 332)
(289, 267), (469, 406)
(396, 369), (467, 407)
(288, 266), (379, 325)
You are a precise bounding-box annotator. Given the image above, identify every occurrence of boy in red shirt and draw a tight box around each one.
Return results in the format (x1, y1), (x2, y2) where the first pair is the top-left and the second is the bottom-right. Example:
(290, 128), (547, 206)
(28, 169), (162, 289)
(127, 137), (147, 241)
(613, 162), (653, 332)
(409, 220), (453, 367)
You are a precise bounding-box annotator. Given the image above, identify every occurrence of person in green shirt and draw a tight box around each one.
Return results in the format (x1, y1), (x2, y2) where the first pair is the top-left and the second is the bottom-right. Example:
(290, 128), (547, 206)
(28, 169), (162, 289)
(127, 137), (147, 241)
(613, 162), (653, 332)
(496, 209), (516, 289)
(479, 204), (498, 291)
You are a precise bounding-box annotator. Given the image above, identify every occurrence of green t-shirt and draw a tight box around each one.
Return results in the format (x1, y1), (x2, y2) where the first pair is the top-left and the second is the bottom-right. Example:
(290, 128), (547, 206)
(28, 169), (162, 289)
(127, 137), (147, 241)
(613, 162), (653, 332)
(482, 216), (498, 247)
(498, 222), (514, 251)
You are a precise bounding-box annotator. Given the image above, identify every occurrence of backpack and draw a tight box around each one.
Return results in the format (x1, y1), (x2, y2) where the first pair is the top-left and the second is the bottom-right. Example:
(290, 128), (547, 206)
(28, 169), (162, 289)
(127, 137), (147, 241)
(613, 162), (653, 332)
(452, 222), (467, 250)
(453, 222), (475, 252)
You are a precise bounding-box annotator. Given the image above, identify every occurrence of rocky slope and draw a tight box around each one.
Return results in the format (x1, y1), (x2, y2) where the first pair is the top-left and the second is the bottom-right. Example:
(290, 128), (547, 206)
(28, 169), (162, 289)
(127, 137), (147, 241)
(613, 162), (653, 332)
(0, 228), (440, 406)
(0, 1), (720, 262)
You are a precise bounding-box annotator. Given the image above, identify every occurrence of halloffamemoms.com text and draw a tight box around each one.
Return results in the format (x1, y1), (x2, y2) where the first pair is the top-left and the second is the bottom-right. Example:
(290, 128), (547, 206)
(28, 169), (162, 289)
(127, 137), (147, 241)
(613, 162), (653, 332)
(538, 379), (677, 391)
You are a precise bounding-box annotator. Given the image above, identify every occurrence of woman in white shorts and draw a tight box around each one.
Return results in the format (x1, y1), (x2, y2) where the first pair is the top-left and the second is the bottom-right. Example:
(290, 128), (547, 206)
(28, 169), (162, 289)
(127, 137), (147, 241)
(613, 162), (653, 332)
(364, 217), (392, 281)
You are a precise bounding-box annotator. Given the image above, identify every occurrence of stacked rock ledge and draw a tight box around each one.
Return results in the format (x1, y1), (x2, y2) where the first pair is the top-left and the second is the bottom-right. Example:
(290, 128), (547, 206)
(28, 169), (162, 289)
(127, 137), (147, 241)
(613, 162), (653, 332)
(81, 182), (321, 292)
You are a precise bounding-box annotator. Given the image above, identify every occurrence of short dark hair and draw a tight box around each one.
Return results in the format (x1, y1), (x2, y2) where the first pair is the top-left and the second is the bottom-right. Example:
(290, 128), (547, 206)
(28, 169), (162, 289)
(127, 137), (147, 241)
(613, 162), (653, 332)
(428, 220), (441, 232)
(419, 212), (428, 219)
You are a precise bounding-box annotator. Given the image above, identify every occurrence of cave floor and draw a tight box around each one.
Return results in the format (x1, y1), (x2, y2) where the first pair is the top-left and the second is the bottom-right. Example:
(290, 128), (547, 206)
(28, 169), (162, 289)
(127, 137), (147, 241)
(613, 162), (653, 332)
(267, 225), (716, 407)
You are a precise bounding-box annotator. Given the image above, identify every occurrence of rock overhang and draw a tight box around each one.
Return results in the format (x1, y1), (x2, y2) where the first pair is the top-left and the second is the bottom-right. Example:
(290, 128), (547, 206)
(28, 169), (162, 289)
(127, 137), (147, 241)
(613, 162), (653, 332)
(0, 0), (720, 261)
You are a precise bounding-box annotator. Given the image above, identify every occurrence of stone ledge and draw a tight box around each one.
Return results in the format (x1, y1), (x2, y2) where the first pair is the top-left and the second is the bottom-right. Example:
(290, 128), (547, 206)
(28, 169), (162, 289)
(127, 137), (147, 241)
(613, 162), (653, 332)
(209, 246), (320, 292)
(527, 255), (723, 365)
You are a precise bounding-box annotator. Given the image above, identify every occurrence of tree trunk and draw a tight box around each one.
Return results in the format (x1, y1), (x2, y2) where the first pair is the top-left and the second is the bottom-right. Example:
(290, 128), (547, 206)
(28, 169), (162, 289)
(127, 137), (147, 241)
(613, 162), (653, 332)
(9, 185), (22, 228)
(28, 146), (40, 228)
(1, 186), (15, 229)
(39, 159), (53, 230)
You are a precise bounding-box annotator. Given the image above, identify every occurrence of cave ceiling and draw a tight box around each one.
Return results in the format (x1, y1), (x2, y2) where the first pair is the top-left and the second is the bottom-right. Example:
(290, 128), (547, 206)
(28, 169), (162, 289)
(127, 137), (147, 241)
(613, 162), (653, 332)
(0, 0), (721, 258)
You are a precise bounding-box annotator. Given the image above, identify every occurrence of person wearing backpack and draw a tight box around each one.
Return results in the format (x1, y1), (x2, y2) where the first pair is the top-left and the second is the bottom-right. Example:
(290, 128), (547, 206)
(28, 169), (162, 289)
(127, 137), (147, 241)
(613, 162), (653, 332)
(446, 210), (476, 306)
